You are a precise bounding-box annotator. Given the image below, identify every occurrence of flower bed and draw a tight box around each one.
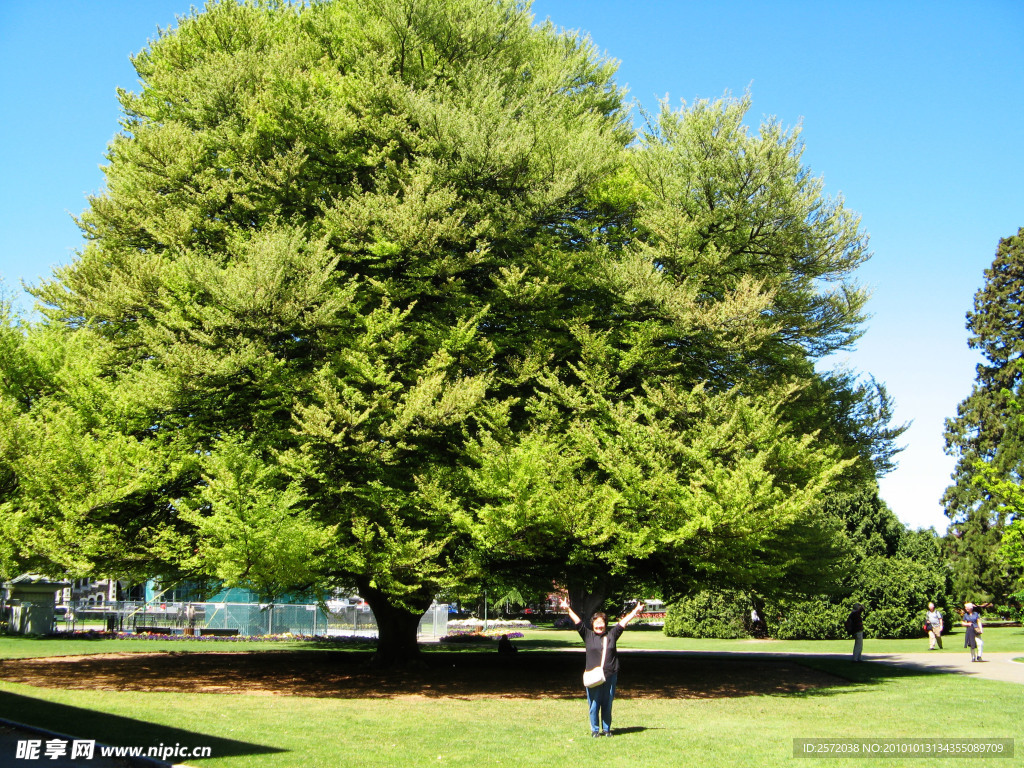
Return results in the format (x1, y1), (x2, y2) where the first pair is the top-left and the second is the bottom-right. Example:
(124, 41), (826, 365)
(439, 630), (525, 644)
(55, 629), (371, 644)
(118, 632), (317, 642)
(445, 619), (536, 631)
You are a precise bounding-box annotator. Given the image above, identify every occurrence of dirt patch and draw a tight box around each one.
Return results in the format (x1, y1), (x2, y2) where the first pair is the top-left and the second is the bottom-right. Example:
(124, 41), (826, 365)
(0, 651), (843, 700)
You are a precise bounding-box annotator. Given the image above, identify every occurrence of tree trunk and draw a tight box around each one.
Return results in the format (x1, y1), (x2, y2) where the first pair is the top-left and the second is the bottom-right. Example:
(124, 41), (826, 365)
(356, 578), (432, 667)
(567, 584), (607, 625)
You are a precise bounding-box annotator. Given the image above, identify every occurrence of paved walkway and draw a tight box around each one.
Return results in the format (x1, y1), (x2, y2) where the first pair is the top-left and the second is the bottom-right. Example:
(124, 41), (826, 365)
(867, 651), (1024, 684)
(610, 647), (1024, 685)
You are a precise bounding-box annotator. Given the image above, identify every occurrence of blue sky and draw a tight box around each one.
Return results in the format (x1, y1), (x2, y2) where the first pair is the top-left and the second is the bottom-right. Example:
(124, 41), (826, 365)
(1, 1), (1022, 531)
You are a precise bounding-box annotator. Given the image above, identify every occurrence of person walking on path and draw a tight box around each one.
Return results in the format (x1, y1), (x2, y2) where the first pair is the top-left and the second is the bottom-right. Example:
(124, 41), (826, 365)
(562, 597), (645, 737)
(845, 604), (865, 661)
(961, 602), (984, 662)
(926, 602), (943, 650)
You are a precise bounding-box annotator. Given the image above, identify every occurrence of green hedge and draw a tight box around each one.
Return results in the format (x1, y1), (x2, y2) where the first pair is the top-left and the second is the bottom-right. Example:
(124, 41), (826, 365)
(856, 555), (951, 639)
(665, 553), (952, 640)
(772, 557), (950, 640)
(663, 590), (749, 639)
(773, 598), (849, 640)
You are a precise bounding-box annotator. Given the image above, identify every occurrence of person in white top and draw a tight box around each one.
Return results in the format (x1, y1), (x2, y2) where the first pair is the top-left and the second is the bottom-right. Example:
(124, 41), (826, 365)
(925, 602), (943, 650)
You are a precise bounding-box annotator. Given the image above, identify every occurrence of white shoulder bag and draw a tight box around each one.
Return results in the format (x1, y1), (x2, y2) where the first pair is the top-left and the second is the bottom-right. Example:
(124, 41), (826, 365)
(583, 635), (608, 688)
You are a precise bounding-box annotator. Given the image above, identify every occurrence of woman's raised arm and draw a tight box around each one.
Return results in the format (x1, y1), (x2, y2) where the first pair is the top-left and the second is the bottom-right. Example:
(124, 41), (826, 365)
(618, 600), (645, 628)
(560, 598), (582, 626)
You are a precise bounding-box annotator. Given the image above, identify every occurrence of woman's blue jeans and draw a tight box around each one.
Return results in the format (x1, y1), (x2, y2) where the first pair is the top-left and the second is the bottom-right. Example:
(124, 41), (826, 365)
(585, 673), (617, 733)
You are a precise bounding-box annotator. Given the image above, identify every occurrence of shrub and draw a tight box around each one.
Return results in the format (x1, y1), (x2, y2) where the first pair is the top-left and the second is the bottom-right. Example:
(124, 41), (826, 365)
(994, 603), (1024, 622)
(664, 590), (749, 639)
(856, 555), (950, 639)
(770, 555), (952, 640)
(772, 598), (850, 640)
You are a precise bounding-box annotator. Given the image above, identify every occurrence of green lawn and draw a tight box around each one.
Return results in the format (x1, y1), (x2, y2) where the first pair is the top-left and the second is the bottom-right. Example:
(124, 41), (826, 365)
(0, 635), (351, 659)
(522, 625), (1024, 655)
(1, 630), (1023, 767)
(3, 625), (1023, 659)
(1, 659), (1021, 768)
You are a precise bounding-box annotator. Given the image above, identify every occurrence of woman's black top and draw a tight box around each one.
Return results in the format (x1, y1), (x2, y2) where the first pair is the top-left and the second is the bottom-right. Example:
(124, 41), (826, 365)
(575, 622), (624, 676)
(848, 611), (864, 633)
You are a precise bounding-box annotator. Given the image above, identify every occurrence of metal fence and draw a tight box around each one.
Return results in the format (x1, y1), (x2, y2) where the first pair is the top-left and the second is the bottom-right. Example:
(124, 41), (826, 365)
(418, 602), (449, 638)
(54, 599), (448, 638)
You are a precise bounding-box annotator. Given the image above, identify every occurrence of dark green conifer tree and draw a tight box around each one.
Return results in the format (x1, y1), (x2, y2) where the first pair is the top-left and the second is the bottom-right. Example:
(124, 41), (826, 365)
(943, 228), (1024, 602)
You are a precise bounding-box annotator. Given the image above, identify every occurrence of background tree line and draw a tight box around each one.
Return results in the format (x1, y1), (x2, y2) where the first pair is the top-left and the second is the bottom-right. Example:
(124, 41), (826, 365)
(665, 227), (1024, 641)
(665, 484), (955, 640)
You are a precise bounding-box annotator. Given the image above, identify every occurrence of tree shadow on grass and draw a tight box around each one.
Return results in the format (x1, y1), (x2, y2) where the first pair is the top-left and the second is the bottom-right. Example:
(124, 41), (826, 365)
(0, 633), (380, 658)
(454, 638), (572, 651)
(0, 650), (946, 701)
(783, 656), (951, 698)
(0, 690), (284, 760)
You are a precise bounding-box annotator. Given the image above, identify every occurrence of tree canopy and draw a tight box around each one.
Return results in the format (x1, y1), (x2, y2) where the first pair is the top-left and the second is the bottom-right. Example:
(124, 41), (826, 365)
(1, 0), (900, 661)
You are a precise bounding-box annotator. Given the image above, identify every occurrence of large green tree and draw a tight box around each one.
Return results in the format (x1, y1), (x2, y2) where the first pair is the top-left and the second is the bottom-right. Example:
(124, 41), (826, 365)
(19, 0), (633, 661)
(943, 227), (1024, 602)
(2, 1), (896, 661)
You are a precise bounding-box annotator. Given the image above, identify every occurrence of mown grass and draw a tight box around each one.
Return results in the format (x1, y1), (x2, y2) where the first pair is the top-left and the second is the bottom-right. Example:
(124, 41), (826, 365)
(3, 625), (1023, 660)
(0, 657), (1021, 768)
(519, 625), (1024, 655)
(1, 628), (1022, 766)
(0, 635), (361, 659)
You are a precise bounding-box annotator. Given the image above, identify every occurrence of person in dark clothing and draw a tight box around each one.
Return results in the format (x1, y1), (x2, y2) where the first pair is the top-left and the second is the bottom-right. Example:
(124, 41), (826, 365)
(561, 598), (645, 737)
(497, 633), (518, 654)
(845, 604), (865, 661)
